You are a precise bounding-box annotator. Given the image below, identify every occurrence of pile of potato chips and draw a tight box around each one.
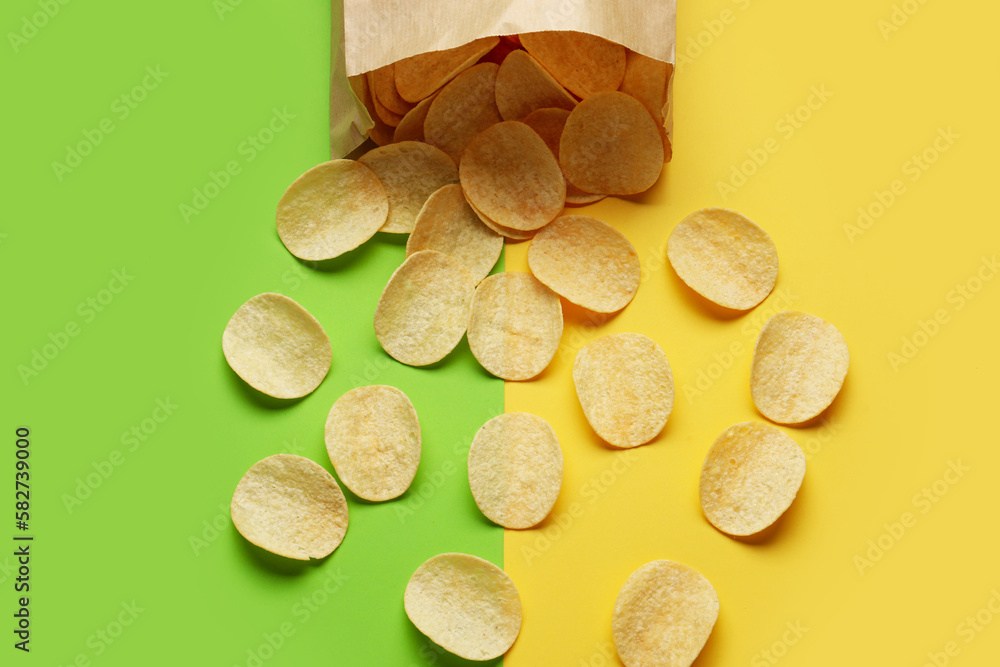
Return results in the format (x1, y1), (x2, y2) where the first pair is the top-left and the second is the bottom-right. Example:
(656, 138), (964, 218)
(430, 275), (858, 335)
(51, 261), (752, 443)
(220, 32), (850, 667)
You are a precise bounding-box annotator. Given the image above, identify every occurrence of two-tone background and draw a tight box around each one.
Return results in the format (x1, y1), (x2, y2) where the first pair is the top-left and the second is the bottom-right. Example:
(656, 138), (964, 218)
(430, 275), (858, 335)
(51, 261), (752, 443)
(3, 0), (999, 665)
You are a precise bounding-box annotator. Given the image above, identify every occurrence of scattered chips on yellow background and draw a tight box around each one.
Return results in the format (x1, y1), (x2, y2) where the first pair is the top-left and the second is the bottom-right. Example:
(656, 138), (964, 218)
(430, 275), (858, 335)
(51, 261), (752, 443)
(231, 454), (349, 560)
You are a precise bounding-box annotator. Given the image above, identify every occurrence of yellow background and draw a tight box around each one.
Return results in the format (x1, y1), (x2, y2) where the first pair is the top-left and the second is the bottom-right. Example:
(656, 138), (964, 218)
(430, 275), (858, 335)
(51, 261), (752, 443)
(505, 1), (1000, 665)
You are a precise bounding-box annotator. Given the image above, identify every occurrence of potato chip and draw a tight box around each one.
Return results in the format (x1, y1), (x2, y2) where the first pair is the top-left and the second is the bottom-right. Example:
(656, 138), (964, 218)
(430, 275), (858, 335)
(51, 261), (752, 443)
(460, 120), (565, 231)
(424, 62), (503, 163)
(276, 160), (388, 261)
(468, 412), (563, 528)
(527, 215), (640, 313)
(393, 93), (437, 143)
(495, 50), (576, 121)
(231, 454), (348, 560)
(573, 333), (674, 448)
(560, 91), (664, 195)
(370, 63), (414, 116)
(352, 72), (394, 146)
(374, 250), (476, 366)
(367, 71), (404, 127)
(467, 198), (537, 241)
(325, 385), (421, 502)
(405, 184), (502, 284)
(395, 37), (500, 103)
(223, 293), (331, 399)
(619, 50), (673, 159)
(521, 108), (604, 206)
(358, 142), (458, 234)
(520, 31), (626, 99)
(404, 553), (522, 660)
(467, 272), (563, 380)
(667, 208), (779, 310)
(613, 560), (719, 667)
(699, 421), (806, 536)
(751, 311), (849, 424)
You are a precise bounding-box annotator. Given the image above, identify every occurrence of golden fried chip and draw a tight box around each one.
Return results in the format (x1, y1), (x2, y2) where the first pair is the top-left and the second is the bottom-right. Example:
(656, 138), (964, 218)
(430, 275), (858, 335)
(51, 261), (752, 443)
(467, 272), (563, 380)
(613, 560), (719, 667)
(405, 184), (502, 284)
(520, 31), (626, 98)
(560, 91), (664, 195)
(325, 385), (421, 502)
(751, 311), (849, 424)
(393, 93), (437, 143)
(358, 142), (458, 234)
(699, 421), (806, 536)
(667, 208), (779, 310)
(370, 63), (414, 116)
(468, 412), (563, 528)
(404, 553), (522, 660)
(573, 333), (674, 448)
(460, 121), (565, 231)
(231, 454), (348, 560)
(352, 72), (394, 146)
(619, 50), (672, 158)
(527, 215), (640, 313)
(395, 37), (500, 103)
(424, 62), (503, 163)
(367, 71), (404, 127)
(223, 293), (331, 399)
(374, 250), (476, 366)
(495, 50), (577, 121)
(276, 160), (388, 261)
(467, 198), (537, 241)
(521, 108), (605, 206)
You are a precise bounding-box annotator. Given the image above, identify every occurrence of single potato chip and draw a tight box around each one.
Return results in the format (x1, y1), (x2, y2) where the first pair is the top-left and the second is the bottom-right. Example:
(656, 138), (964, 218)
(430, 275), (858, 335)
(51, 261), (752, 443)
(395, 37), (500, 103)
(404, 553), (522, 661)
(358, 142), (458, 234)
(619, 50), (673, 159)
(527, 215), (640, 313)
(467, 198), (537, 241)
(352, 72), (394, 146)
(405, 184), (502, 284)
(367, 71), (404, 127)
(495, 50), (577, 121)
(424, 62), (503, 163)
(276, 160), (389, 261)
(613, 560), (719, 667)
(560, 91), (664, 195)
(374, 250), (476, 366)
(699, 421), (806, 536)
(325, 385), (421, 502)
(231, 454), (348, 560)
(667, 208), (779, 310)
(393, 93), (437, 143)
(223, 293), (331, 399)
(520, 31), (626, 98)
(521, 108), (604, 206)
(370, 63), (414, 116)
(751, 311), (849, 424)
(467, 272), (563, 380)
(468, 412), (563, 528)
(460, 120), (565, 231)
(573, 333), (674, 448)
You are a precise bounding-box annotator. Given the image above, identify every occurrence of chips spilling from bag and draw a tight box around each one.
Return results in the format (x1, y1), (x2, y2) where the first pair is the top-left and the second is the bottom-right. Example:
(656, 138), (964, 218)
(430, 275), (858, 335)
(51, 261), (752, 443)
(404, 553), (522, 660)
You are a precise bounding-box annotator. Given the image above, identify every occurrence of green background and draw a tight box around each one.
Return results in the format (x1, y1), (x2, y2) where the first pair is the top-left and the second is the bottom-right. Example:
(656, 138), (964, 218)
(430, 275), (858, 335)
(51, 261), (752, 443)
(2, 0), (503, 664)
